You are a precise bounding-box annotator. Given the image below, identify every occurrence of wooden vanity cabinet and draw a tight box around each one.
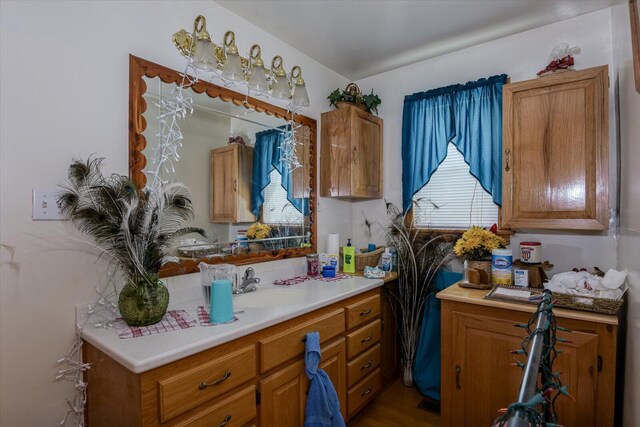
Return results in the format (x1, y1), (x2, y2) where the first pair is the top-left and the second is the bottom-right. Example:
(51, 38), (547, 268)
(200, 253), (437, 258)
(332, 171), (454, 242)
(439, 286), (618, 427)
(501, 65), (609, 230)
(210, 144), (256, 223)
(320, 104), (383, 199)
(84, 287), (395, 427)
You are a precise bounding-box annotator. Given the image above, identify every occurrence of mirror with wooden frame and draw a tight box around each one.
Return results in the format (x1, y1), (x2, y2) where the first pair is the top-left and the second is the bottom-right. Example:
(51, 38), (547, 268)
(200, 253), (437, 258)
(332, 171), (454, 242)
(129, 55), (317, 278)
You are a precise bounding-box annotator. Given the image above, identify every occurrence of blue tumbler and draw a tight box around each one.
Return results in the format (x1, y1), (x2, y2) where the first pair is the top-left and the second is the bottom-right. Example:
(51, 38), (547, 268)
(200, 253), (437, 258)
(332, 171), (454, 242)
(209, 279), (234, 324)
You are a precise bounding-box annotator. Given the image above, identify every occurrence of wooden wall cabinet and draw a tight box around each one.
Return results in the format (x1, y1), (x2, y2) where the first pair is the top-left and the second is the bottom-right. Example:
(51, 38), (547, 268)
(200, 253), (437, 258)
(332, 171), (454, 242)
(440, 287), (618, 427)
(210, 144), (256, 223)
(320, 104), (383, 199)
(502, 65), (609, 230)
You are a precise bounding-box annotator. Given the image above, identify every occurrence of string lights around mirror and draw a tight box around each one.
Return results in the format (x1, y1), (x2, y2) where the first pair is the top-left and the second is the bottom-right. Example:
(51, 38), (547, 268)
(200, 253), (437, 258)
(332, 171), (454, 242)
(173, 15), (310, 107)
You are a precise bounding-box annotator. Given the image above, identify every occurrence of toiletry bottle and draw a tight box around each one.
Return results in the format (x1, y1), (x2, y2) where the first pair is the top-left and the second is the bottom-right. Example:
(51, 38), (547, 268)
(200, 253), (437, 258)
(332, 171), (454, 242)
(463, 260), (470, 285)
(343, 239), (356, 273)
(381, 248), (392, 272)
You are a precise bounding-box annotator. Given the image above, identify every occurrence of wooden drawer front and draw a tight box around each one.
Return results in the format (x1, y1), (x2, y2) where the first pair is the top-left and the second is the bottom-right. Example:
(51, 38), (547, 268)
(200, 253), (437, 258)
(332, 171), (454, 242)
(175, 385), (257, 427)
(347, 368), (381, 417)
(158, 346), (256, 422)
(260, 309), (345, 372)
(346, 319), (381, 359)
(345, 295), (380, 330)
(347, 344), (380, 388)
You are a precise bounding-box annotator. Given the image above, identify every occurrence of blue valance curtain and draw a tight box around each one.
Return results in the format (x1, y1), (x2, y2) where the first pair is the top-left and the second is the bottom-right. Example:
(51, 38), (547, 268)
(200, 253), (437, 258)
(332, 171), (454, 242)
(251, 127), (308, 217)
(401, 74), (508, 213)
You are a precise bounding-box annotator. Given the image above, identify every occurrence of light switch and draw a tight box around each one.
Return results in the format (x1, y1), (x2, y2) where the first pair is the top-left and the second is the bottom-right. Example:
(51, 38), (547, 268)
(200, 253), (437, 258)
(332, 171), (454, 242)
(32, 189), (66, 220)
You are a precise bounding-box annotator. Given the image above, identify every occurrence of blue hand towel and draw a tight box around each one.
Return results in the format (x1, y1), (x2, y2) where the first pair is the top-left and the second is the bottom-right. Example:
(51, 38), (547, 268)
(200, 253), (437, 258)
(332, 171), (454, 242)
(304, 332), (345, 427)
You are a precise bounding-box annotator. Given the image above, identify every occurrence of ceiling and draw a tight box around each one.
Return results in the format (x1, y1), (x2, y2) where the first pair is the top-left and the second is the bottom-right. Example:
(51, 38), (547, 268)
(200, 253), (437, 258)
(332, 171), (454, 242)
(216, 0), (619, 80)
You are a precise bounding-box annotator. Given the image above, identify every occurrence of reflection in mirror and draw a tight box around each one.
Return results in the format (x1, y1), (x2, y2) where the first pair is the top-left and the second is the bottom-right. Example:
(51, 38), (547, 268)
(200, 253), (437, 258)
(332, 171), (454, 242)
(142, 77), (311, 261)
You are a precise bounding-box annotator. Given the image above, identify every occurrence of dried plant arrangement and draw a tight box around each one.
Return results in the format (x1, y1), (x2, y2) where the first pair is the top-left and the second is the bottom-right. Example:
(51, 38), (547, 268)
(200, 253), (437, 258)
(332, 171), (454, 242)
(382, 201), (455, 386)
(58, 157), (204, 326)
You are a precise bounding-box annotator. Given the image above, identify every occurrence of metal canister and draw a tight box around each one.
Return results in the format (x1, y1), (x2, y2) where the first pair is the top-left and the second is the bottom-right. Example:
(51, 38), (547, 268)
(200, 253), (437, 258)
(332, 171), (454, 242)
(307, 254), (319, 276)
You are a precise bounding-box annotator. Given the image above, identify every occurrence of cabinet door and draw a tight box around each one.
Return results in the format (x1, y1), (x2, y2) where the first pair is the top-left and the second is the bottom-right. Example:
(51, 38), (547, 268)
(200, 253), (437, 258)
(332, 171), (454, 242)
(502, 65), (609, 230)
(210, 146), (238, 223)
(351, 108), (383, 198)
(446, 310), (598, 427)
(318, 339), (347, 420)
(259, 339), (346, 426)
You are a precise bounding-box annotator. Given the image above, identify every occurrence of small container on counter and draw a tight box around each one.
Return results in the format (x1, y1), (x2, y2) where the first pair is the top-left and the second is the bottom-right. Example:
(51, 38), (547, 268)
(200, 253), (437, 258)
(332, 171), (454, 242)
(491, 248), (513, 285)
(306, 253), (319, 276)
(514, 269), (529, 287)
(322, 265), (336, 277)
(520, 241), (542, 264)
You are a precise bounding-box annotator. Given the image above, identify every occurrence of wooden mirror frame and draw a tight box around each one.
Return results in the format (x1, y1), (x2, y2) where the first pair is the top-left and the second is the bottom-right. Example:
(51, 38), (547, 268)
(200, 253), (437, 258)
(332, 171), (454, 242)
(129, 55), (317, 278)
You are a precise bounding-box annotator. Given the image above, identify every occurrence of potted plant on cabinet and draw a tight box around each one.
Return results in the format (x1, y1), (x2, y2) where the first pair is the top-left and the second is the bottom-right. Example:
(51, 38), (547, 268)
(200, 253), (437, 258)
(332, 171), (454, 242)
(58, 157), (204, 326)
(454, 225), (506, 278)
(328, 83), (382, 115)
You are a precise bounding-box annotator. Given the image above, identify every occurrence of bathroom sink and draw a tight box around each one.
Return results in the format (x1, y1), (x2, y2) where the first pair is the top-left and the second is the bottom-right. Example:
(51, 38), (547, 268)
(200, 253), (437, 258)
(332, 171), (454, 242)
(233, 288), (309, 308)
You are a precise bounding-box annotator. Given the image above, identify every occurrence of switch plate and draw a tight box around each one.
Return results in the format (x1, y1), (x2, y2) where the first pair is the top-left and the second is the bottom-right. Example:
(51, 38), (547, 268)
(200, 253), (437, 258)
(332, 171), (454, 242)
(32, 189), (66, 220)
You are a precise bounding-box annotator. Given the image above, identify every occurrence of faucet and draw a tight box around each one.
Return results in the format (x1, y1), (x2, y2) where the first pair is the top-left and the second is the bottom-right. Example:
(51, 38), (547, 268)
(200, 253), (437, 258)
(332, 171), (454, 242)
(235, 267), (260, 294)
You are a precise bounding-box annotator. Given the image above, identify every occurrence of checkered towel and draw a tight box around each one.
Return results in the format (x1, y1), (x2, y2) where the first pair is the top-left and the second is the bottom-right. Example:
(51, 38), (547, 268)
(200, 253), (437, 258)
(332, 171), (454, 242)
(197, 306), (239, 326)
(273, 273), (351, 286)
(114, 310), (197, 339)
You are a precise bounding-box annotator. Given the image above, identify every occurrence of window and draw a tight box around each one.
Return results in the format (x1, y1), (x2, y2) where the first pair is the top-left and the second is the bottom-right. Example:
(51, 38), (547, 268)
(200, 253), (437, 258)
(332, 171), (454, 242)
(413, 143), (498, 229)
(261, 169), (304, 225)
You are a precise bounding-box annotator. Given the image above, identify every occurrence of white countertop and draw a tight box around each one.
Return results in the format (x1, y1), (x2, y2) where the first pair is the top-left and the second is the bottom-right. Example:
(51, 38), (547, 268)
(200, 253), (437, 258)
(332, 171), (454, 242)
(81, 275), (384, 374)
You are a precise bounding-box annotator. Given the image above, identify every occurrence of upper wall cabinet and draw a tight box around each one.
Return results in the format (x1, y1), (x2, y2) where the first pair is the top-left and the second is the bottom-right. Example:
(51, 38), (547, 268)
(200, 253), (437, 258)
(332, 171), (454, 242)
(210, 144), (256, 224)
(320, 104), (383, 199)
(502, 65), (609, 230)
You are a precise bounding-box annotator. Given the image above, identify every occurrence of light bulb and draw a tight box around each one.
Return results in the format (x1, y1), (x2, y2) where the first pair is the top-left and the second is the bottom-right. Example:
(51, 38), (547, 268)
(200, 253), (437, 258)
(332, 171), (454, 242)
(270, 75), (291, 100)
(221, 52), (244, 82)
(291, 83), (310, 107)
(193, 39), (217, 71)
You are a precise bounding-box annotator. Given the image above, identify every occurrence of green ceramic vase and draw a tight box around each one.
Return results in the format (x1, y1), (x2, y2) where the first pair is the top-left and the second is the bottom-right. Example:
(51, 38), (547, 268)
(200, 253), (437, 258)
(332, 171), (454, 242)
(118, 276), (169, 327)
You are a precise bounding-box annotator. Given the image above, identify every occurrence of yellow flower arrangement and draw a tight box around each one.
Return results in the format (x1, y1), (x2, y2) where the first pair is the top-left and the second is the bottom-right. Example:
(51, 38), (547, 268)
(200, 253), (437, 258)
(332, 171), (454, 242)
(247, 222), (271, 240)
(454, 226), (506, 260)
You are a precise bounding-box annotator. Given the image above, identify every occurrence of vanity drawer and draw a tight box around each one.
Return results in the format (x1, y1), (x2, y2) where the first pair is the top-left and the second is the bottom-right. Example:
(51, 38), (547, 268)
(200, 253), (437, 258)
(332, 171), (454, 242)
(347, 344), (380, 388)
(346, 319), (381, 359)
(259, 309), (345, 372)
(347, 368), (381, 417)
(175, 385), (257, 427)
(158, 345), (256, 422)
(345, 295), (380, 330)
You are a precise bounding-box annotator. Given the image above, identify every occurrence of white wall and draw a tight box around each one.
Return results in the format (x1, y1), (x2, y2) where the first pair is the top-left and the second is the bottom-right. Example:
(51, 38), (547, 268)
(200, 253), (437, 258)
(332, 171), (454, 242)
(354, 9), (617, 276)
(0, 1), (349, 424)
(612, 4), (640, 427)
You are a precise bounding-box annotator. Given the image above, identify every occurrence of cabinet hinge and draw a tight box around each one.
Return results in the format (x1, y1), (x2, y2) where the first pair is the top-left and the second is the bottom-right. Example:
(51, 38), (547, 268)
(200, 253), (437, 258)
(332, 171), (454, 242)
(597, 355), (603, 372)
(256, 390), (261, 405)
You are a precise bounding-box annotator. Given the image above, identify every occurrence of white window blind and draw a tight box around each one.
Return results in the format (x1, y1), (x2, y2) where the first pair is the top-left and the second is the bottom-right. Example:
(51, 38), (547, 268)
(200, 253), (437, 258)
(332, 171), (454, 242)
(413, 143), (498, 229)
(262, 169), (304, 225)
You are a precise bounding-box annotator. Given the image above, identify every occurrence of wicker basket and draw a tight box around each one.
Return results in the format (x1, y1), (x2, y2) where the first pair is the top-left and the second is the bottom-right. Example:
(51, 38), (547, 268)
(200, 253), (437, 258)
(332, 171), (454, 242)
(340, 246), (385, 271)
(552, 292), (624, 316)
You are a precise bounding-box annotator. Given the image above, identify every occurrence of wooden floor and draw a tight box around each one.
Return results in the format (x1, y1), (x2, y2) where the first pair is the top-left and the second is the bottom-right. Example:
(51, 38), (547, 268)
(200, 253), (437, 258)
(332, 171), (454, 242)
(348, 380), (441, 427)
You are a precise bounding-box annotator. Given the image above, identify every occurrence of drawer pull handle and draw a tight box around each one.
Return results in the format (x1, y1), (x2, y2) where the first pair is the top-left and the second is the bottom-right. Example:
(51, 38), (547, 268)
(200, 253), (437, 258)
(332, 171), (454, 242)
(361, 360), (372, 370)
(504, 148), (511, 172)
(359, 309), (372, 316)
(361, 386), (372, 397)
(361, 335), (373, 343)
(455, 365), (461, 390)
(217, 415), (232, 427)
(199, 370), (231, 390)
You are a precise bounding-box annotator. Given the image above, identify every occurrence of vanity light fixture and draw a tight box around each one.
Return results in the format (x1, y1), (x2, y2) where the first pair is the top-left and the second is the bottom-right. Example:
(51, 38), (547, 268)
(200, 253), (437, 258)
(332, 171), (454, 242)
(290, 66), (310, 107)
(172, 15), (310, 107)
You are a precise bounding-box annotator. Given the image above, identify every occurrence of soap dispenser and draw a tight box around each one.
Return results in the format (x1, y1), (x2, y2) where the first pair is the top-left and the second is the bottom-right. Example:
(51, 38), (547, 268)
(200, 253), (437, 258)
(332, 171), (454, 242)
(343, 239), (355, 273)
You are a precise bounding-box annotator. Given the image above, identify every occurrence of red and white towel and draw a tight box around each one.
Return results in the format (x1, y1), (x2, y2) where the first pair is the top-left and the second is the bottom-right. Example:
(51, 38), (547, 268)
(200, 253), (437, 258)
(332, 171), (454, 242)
(114, 310), (197, 339)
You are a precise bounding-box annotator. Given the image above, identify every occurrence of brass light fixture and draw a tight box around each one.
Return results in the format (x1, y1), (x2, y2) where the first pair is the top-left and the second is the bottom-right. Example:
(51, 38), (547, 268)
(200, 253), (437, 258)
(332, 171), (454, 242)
(172, 15), (310, 107)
